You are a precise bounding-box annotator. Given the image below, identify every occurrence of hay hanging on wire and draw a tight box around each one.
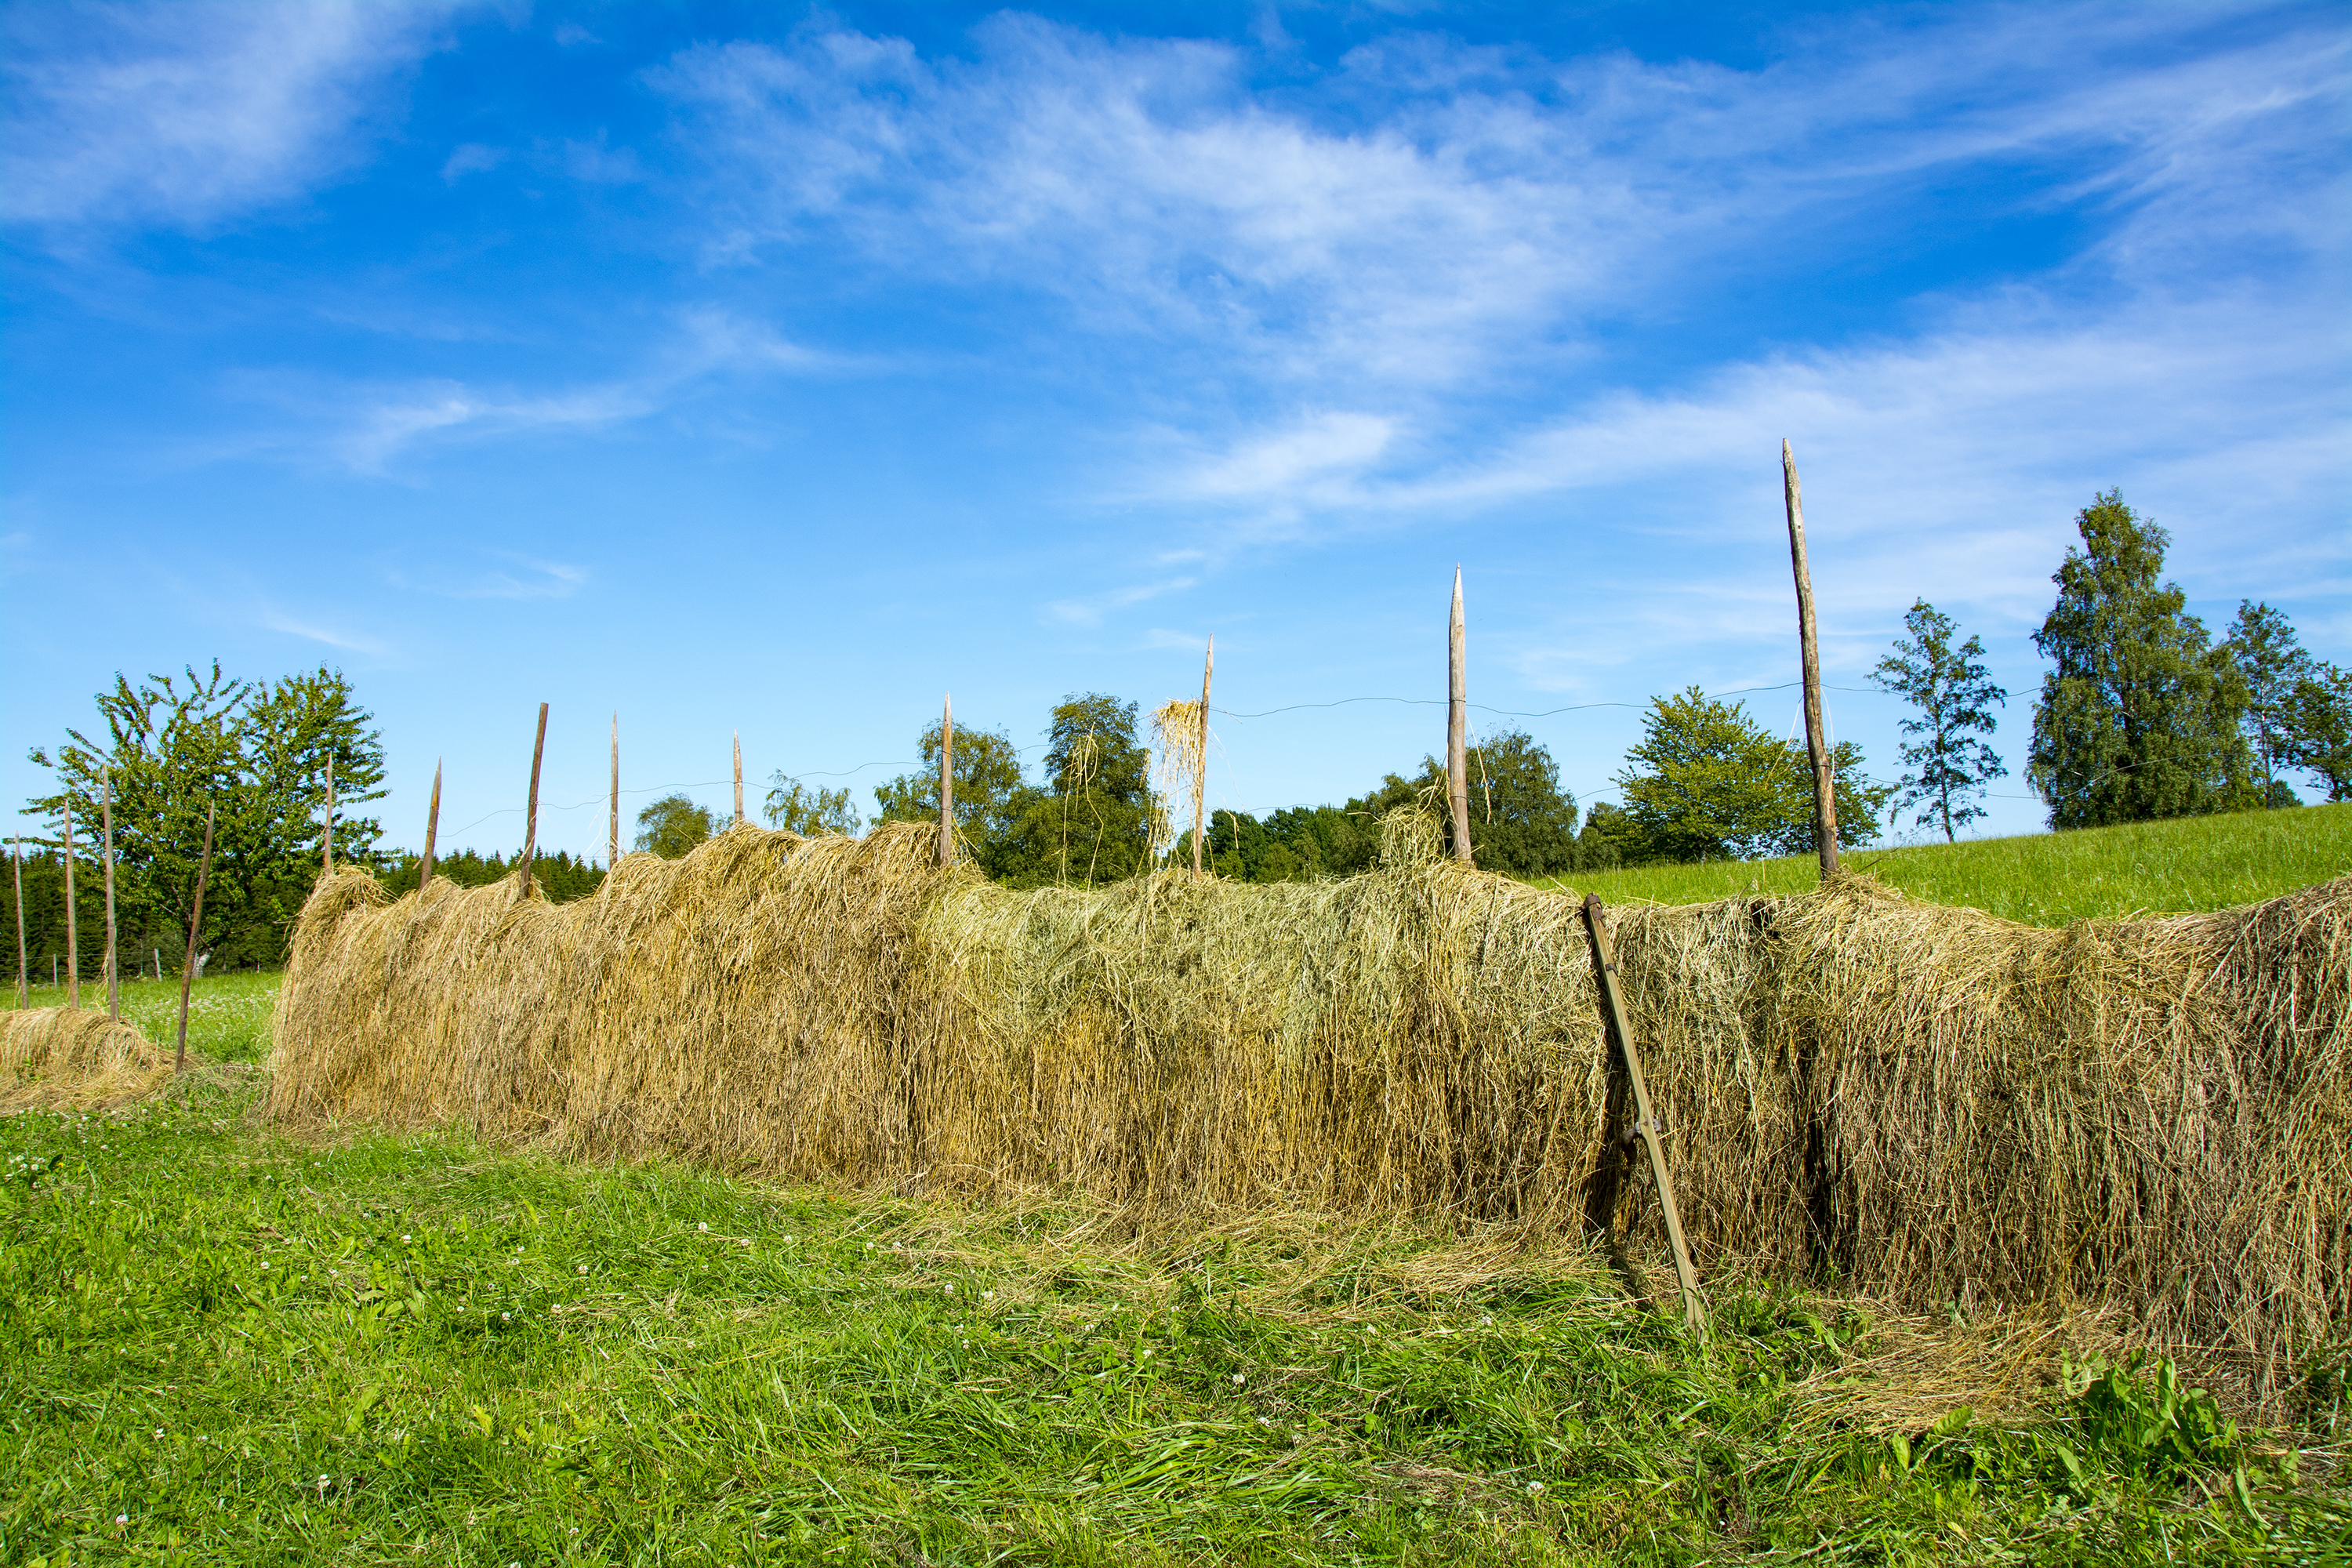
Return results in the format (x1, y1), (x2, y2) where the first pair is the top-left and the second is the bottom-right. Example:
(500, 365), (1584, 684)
(267, 814), (2350, 1414)
(2, 1007), (175, 1110)
(1148, 699), (1207, 864)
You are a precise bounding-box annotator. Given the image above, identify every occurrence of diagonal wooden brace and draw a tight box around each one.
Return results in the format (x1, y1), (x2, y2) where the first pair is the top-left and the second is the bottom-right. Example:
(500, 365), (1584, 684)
(1582, 893), (1707, 1338)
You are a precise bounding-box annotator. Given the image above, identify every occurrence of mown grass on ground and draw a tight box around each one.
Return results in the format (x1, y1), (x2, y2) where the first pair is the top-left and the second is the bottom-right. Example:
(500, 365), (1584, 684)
(1538, 802), (2352, 925)
(4, 979), (2347, 1565)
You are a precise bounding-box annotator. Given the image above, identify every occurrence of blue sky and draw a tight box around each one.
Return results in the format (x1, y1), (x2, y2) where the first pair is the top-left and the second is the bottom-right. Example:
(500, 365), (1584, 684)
(5, 0), (2347, 860)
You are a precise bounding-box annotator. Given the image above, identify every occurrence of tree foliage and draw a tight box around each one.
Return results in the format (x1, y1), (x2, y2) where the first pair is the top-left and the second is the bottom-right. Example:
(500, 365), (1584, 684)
(24, 662), (386, 970)
(1613, 688), (1889, 863)
(634, 794), (715, 858)
(764, 775), (862, 837)
(2027, 492), (2253, 829)
(872, 721), (1026, 846)
(2287, 664), (2352, 803)
(379, 849), (604, 903)
(989, 695), (1158, 887)
(1871, 600), (2008, 841)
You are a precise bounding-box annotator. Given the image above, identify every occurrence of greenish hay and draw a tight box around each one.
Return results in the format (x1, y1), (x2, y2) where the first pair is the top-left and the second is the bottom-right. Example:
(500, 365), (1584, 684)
(2, 1005), (174, 1110)
(267, 815), (2352, 1415)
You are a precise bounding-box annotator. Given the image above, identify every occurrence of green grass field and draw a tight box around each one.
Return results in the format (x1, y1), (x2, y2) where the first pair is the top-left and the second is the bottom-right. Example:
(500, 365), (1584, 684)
(4, 979), (2346, 1565)
(1537, 803), (2352, 925)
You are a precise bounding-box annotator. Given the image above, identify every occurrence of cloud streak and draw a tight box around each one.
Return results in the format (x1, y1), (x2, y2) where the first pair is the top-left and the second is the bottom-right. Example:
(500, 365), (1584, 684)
(2, 0), (461, 234)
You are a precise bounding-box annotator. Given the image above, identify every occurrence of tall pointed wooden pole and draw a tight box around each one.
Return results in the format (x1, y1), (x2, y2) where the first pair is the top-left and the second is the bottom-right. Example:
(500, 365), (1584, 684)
(521, 703), (548, 897)
(101, 770), (119, 1020)
(608, 714), (620, 868)
(1192, 639), (1214, 875)
(938, 695), (955, 867)
(419, 760), (441, 894)
(12, 837), (27, 1007)
(1781, 441), (1840, 880)
(322, 755), (334, 878)
(62, 807), (78, 1009)
(1447, 568), (1474, 866)
(175, 801), (215, 1073)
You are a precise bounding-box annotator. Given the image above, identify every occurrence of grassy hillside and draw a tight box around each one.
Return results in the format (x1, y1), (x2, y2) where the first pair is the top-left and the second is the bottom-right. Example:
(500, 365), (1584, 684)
(2, 978), (2345, 1564)
(1537, 803), (2352, 925)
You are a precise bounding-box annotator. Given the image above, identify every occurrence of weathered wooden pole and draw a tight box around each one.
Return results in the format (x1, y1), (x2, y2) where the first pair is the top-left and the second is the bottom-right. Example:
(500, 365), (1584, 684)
(733, 731), (746, 829)
(322, 754), (334, 879)
(419, 760), (442, 893)
(938, 694), (955, 867)
(521, 703), (548, 897)
(1447, 568), (1474, 866)
(11, 837), (26, 1008)
(62, 806), (78, 1009)
(1192, 640), (1214, 877)
(101, 770), (119, 1021)
(1782, 440), (1840, 880)
(175, 801), (216, 1073)
(1582, 894), (1707, 1337)
(608, 714), (620, 868)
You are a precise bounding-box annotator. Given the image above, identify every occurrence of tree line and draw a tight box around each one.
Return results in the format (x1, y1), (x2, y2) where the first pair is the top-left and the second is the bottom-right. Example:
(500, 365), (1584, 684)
(16, 489), (2349, 982)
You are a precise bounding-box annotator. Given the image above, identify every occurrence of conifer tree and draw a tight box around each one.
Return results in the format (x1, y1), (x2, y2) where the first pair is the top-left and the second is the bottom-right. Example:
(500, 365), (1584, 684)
(2027, 492), (2253, 828)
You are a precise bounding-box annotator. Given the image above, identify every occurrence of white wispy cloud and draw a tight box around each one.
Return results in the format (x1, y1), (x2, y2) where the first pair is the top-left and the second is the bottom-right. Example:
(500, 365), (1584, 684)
(650, 5), (2346, 392)
(2, 0), (463, 233)
(258, 607), (389, 655)
(382, 551), (587, 601)
(1045, 576), (1199, 627)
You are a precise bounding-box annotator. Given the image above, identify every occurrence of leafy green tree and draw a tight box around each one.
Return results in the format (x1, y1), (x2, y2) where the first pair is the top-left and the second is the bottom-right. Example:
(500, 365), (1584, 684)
(26, 663), (387, 970)
(1870, 600), (2008, 841)
(2225, 601), (2318, 803)
(383, 848), (605, 902)
(2287, 664), (2352, 803)
(634, 794), (715, 858)
(1330, 730), (1581, 875)
(872, 720), (1028, 848)
(1576, 801), (1646, 869)
(990, 695), (1157, 887)
(2027, 492), (2254, 828)
(1614, 687), (1889, 863)
(764, 775), (862, 837)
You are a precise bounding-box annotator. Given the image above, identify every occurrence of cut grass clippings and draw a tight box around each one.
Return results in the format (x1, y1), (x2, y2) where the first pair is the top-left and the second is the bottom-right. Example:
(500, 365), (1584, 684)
(3, 1051), (2345, 1565)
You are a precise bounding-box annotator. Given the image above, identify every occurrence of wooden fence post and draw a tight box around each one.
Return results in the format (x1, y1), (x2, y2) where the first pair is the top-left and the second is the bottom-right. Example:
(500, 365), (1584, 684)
(101, 769), (119, 1021)
(521, 703), (548, 897)
(11, 837), (25, 1008)
(609, 714), (620, 868)
(419, 760), (441, 894)
(1448, 568), (1474, 866)
(1193, 641), (1214, 876)
(62, 807), (78, 1010)
(1582, 894), (1706, 1337)
(175, 801), (216, 1073)
(939, 695), (955, 867)
(733, 731), (746, 829)
(1782, 440), (1840, 880)
(323, 755), (334, 879)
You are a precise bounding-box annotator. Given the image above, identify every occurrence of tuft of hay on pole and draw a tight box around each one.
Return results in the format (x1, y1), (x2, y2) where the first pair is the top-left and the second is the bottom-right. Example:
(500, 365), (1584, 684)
(3, 1007), (175, 1110)
(267, 814), (2350, 1412)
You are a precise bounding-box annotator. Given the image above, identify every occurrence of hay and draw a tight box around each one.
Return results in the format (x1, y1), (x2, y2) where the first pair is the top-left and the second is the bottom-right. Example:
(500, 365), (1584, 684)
(267, 815), (2352, 1412)
(2, 1007), (176, 1110)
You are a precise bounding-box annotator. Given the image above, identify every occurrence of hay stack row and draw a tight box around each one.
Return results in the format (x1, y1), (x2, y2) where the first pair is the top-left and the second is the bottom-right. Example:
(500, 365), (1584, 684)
(269, 817), (2350, 1409)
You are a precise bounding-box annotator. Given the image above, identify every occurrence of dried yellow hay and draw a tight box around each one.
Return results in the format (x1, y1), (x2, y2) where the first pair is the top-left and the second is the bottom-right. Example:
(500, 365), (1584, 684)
(267, 814), (2350, 1412)
(2, 1007), (175, 1110)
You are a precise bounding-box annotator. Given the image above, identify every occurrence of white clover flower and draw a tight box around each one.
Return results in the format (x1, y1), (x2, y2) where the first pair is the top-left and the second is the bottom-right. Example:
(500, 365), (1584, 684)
(697, 1222), (709, 1232)
(577, 1265), (589, 1275)
(1526, 1480), (1545, 1494)
(401, 1234), (412, 1243)
(943, 1283), (955, 1295)
(982, 1290), (994, 1301)
(1232, 1372), (1246, 1385)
